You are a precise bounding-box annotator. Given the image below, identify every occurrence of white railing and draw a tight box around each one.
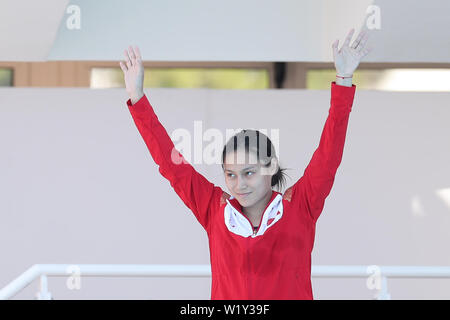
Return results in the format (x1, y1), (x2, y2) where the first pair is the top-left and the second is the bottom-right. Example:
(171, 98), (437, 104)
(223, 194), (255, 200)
(1, 264), (450, 300)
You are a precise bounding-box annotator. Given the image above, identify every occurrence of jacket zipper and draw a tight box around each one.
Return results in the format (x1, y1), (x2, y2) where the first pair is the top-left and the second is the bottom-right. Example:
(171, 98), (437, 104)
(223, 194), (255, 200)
(228, 191), (278, 299)
(245, 235), (250, 298)
(232, 191), (277, 237)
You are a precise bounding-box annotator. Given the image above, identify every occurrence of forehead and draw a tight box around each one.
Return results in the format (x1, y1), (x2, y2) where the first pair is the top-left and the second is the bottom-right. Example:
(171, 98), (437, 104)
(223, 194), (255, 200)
(223, 149), (261, 171)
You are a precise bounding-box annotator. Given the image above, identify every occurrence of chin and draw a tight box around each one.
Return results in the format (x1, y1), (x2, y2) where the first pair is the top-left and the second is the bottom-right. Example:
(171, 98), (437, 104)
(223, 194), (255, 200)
(237, 197), (253, 207)
(238, 200), (250, 208)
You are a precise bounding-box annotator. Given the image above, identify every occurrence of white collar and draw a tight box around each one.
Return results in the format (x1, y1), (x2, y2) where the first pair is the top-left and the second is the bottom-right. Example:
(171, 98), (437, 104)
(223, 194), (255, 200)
(224, 194), (284, 238)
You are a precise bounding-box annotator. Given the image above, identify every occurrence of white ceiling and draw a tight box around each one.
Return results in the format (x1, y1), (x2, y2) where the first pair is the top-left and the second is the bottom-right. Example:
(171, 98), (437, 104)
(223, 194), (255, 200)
(0, 0), (69, 61)
(47, 0), (373, 62)
(1, 0), (449, 63)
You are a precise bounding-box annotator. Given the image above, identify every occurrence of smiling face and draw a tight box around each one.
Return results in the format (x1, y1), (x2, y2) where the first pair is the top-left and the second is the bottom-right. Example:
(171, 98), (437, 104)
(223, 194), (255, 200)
(223, 148), (277, 207)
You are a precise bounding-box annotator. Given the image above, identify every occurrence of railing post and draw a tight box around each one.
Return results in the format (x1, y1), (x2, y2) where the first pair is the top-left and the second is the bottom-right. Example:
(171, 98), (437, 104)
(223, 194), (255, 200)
(376, 276), (391, 300)
(35, 275), (52, 300)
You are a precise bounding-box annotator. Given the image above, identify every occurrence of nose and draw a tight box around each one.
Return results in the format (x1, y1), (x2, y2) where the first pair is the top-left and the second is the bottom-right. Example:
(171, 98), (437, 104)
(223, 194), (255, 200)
(236, 176), (247, 190)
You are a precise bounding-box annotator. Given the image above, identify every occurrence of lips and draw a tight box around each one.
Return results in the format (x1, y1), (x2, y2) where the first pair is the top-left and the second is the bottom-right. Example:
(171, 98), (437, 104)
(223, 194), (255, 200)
(237, 192), (251, 197)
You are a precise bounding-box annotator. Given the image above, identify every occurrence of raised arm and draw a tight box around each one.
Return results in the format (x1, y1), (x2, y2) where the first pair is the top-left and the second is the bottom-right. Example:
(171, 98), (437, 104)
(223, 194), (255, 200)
(289, 27), (372, 222)
(120, 46), (223, 233)
(291, 82), (355, 223)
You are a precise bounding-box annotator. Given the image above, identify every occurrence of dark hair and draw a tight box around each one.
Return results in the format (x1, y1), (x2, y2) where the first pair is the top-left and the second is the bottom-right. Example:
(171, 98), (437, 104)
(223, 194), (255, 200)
(221, 129), (291, 192)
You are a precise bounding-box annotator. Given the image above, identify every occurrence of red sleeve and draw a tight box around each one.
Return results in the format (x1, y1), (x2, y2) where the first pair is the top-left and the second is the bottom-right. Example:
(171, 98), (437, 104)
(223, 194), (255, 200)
(289, 81), (356, 222)
(127, 94), (223, 233)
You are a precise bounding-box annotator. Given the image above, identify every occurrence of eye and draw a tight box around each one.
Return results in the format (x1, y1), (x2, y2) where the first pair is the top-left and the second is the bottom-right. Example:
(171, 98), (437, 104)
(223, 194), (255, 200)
(227, 173), (235, 177)
(246, 171), (254, 176)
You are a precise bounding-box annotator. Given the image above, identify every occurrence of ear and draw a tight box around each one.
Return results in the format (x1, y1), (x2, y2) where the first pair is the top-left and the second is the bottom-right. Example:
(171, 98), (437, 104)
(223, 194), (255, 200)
(269, 157), (279, 175)
(260, 158), (278, 176)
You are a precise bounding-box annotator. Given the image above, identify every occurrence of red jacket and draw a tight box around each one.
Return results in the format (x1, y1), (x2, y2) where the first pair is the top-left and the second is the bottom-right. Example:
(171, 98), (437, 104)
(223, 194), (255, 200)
(127, 81), (356, 299)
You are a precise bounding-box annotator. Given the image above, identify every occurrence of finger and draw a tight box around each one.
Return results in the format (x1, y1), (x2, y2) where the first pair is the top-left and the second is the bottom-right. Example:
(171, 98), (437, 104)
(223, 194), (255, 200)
(119, 61), (127, 72)
(124, 49), (132, 68)
(343, 28), (355, 48)
(134, 46), (142, 62)
(129, 45), (137, 63)
(360, 46), (372, 58)
(351, 28), (365, 49)
(356, 32), (370, 52)
(332, 39), (339, 59)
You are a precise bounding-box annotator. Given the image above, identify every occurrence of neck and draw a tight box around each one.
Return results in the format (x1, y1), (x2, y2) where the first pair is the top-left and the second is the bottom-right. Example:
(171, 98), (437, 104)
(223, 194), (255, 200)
(243, 189), (273, 224)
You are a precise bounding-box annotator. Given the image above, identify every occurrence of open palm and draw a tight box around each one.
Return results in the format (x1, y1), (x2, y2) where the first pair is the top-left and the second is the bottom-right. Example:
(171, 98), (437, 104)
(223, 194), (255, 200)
(332, 28), (372, 77)
(120, 45), (144, 103)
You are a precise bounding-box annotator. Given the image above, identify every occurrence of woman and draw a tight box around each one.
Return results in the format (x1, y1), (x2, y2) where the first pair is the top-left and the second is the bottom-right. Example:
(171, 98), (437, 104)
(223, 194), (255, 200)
(120, 28), (372, 299)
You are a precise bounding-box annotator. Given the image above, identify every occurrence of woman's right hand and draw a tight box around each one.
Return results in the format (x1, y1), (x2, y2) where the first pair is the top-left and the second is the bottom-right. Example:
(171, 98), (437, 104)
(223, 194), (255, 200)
(120, 45), (144, 104)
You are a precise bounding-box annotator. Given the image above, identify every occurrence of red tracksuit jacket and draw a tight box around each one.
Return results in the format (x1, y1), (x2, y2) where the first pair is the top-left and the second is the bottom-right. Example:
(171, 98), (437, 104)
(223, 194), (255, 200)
(127, 81), (356, 299)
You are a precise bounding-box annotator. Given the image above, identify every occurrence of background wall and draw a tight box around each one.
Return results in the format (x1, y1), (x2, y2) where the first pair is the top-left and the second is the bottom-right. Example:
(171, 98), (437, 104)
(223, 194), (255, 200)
(1, 86), (449, 299)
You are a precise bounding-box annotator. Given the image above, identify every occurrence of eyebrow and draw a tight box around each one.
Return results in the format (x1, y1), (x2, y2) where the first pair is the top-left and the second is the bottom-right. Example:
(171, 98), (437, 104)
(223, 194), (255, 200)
(224, 166), (256, 173)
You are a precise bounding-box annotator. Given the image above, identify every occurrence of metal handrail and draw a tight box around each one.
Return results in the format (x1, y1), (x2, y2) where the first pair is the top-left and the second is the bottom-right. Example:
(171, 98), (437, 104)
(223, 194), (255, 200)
(1, 264), (450, 300)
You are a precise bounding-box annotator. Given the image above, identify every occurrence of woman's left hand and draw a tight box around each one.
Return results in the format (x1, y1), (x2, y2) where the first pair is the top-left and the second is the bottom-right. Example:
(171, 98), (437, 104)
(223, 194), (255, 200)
(332, 28), (372, 77)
